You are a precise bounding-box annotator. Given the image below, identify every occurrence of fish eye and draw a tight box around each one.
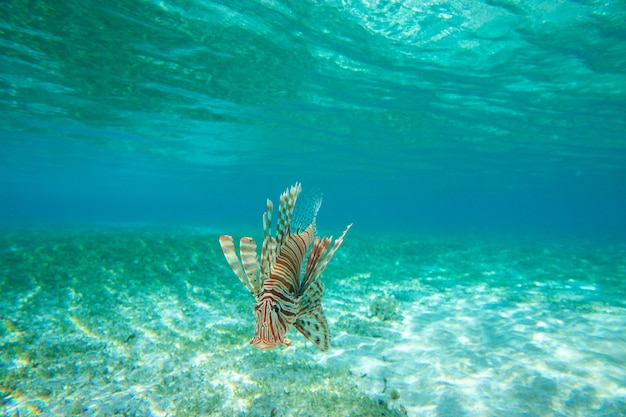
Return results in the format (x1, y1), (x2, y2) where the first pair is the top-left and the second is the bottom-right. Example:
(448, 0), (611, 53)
(274, 305), (280, 313)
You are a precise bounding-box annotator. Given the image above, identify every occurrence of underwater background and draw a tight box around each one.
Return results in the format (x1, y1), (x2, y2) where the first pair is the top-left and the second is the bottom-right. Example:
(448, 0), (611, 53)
(1, 0), (625, 416)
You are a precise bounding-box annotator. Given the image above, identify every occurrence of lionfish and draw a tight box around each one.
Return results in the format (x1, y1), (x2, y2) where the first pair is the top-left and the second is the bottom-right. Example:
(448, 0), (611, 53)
(219, 183), (351, 351)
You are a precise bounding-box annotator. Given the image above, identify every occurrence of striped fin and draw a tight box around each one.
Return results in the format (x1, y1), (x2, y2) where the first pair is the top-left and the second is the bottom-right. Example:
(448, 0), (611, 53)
(263, 198), (273, 240)
(301, 236), (331, 295)
(306, 224), (352, 287)
(276, 183), (301, 251)
(239, 237), (261, 296)
(219, 235), (255, 295)
(260, 236), (276, 282)
(260, 198), (277, 284)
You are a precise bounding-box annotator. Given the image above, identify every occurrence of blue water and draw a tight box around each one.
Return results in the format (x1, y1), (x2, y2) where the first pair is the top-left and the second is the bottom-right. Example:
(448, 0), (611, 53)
(1, 1), (626, 416)
(2, 0), (625, 235)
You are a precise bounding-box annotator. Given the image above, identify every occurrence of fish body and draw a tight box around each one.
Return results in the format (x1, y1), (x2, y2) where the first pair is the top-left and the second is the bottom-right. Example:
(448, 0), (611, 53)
(219, 183), (351, 351)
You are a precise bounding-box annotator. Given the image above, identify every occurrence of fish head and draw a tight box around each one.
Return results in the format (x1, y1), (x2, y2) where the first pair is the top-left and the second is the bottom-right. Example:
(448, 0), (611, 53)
(250, 297), (291, 350)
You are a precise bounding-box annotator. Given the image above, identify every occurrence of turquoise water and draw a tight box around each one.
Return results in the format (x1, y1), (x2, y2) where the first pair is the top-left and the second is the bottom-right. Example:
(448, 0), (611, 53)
(1, 0), (626, 416)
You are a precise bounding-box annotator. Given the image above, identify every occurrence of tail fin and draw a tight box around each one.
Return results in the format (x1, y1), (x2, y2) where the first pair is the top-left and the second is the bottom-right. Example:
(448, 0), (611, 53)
(294, 280), (329, 351)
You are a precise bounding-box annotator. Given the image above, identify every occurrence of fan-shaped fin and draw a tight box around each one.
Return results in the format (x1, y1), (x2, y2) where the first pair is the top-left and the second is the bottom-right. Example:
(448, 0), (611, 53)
(239, 237), (261, 296)
(219, 235), (255, 295)
(294, 309), (329, 352)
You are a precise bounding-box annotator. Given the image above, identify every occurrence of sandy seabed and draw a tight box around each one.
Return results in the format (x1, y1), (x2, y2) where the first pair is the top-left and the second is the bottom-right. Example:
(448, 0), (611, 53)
(1, 228), (625, 416)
